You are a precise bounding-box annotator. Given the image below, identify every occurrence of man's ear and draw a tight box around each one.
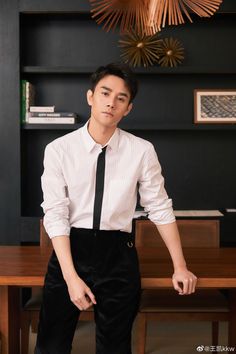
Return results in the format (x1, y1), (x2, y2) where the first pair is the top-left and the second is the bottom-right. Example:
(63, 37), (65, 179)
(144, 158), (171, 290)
(124, 102), (133, 117)
(87, 89), (93, 106)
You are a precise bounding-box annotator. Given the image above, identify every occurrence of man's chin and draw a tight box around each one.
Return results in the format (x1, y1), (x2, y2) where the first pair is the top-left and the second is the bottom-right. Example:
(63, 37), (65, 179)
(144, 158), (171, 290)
(100, 119), (121, 128)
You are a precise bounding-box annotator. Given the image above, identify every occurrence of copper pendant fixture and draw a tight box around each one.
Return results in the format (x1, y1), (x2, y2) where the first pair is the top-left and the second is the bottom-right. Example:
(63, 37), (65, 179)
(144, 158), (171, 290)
(90, 0), (149, 35)
(147, 0), (223, 34)
(90, 0), (223, 35)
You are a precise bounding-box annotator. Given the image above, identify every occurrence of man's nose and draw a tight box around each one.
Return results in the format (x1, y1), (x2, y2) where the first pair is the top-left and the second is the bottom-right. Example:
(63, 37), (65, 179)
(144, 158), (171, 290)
(106, 99), (115, 109)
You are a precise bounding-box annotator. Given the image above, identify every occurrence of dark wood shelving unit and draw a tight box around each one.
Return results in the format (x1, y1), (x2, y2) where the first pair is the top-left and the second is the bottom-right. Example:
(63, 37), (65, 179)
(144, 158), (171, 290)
(17, 5), (236, 243)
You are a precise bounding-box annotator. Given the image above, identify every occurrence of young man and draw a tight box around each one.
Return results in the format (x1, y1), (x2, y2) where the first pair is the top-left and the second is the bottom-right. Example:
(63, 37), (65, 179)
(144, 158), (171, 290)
(35, 63), (197, 354)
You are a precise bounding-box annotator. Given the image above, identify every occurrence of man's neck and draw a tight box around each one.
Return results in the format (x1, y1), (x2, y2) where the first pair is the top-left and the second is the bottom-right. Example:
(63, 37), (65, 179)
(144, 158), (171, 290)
(87, 118), (116, 146)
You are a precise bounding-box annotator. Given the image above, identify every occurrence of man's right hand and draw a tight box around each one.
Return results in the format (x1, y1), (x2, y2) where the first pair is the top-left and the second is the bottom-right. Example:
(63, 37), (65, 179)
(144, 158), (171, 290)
(66, 275), (97, 311)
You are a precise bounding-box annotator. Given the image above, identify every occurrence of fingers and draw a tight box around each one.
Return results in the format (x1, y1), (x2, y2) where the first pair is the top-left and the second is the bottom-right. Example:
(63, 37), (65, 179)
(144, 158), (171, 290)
(182, 277), (190, 295)
(180, 277), (197, 295)
(172, 272), (197, 295)
(73, 293), (93, 311)
(86, 288), (97, 305)
(70, 285), (96, 311)
(189, 275), (197, 293)
(189, 273), (198, 293)
(172, 278), (184, 294)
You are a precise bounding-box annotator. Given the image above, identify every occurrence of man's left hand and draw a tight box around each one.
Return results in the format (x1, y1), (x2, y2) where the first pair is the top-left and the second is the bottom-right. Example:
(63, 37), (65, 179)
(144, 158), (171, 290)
(172, 268), (197, 295)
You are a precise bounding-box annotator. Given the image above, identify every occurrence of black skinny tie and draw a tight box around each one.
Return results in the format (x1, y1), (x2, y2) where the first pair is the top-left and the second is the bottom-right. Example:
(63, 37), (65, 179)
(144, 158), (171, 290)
(93, 146), (107, 229)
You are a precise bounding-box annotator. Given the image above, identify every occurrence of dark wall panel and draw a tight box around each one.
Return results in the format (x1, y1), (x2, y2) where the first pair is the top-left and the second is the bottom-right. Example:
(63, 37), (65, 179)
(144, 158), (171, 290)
(21, 14), (120, 67)
(20, 13), (236, 70)
(20, 0), (90, 12)
(0, 0), (20, 244)
(135, 130), (236, 209)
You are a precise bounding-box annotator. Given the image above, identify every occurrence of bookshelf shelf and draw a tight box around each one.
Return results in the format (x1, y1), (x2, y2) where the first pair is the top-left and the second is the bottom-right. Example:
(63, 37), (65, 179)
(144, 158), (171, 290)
(22, 66), (236, 75)
(22, 123), (236, 131)
(22, 66), (94, 74)
(22, 123), (83, 130)
(18, 0), (236, 14)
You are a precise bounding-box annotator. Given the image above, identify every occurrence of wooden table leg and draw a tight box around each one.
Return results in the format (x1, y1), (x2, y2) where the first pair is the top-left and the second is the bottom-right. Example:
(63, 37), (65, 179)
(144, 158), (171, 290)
(228, 289), (236, 347)
(0, 286), (20, 354)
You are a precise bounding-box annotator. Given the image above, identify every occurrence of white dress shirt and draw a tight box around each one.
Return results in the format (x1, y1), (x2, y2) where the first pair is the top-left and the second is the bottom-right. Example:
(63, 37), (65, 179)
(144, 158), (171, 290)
(41, 121), (175, 238)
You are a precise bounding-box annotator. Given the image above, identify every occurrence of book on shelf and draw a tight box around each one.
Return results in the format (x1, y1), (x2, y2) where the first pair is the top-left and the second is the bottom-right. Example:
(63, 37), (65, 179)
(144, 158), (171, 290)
(28, 112), (77, 117)
(29, 106), (55, 113)
(20, 80), (35, 124)
(27, 116), (77, 124)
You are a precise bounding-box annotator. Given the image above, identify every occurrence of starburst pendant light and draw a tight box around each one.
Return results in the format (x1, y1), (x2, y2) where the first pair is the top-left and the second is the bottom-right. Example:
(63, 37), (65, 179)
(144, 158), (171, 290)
(119, 30), (162, 67)
(90, 0), (149, 35)
(157, 37), (184, 67)
(147, 0), (223, 34)
(90, 0), (222, 36)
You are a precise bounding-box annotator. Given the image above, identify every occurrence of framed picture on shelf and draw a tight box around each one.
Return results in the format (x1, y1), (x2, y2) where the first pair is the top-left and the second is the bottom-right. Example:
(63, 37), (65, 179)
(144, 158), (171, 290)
(194, 89), (236, 124)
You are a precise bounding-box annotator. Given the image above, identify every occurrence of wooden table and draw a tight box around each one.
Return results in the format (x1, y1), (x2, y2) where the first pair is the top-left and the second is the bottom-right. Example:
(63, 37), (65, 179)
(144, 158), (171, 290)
(0, 246), (236, 353)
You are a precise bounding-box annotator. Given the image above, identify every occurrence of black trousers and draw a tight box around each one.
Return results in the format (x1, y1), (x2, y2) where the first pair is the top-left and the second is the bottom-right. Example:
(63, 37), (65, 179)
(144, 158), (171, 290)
(34, 228), (141, 354)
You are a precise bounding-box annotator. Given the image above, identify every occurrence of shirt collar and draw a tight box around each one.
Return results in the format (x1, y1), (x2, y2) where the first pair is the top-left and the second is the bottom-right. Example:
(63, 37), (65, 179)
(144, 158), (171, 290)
(81, 120), (119, 153)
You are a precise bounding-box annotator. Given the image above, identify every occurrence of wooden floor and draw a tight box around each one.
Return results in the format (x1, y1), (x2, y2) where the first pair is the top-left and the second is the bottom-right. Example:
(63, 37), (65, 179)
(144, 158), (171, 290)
(29, 320), (229, 354)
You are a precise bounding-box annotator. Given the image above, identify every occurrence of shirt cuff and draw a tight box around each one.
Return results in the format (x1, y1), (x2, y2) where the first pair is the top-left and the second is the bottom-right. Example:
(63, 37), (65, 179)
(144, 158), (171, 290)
(152, 215), (176, 225)
(148, 205), (176, 225)
(46, 225), (71, 239)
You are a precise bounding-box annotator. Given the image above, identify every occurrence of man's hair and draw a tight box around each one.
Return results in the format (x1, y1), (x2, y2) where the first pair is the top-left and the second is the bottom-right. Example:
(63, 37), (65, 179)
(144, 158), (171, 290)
(90, 63), (138, 102)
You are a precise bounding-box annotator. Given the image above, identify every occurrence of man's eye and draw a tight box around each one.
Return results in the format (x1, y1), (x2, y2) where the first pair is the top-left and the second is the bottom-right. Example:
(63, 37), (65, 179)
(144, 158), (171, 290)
(102, 92), (109, 96)
(118, 97), (125, 102)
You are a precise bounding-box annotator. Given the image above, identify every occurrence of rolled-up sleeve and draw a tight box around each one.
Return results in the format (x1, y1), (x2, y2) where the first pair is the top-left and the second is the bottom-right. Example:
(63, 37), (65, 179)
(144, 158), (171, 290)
(41, 143), (70, 238)
(138, 144), (176, 225)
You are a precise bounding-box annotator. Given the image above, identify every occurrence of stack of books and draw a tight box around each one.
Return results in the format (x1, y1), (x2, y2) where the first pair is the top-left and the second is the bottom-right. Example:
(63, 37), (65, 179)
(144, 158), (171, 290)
(27, 106), (78, 124)
(20, 80), (78, 124)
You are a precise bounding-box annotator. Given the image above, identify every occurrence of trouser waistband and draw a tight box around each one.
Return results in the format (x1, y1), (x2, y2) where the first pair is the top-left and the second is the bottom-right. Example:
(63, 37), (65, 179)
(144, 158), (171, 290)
(70, 227), (134, 237)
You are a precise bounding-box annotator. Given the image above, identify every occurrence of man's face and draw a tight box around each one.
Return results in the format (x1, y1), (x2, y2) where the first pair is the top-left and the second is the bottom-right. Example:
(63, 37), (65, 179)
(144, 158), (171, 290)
(87, 74), (133, 129)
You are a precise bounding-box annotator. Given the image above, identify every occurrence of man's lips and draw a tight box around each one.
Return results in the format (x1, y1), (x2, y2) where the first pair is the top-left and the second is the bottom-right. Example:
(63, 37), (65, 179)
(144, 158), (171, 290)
(102, 111), (114, 117)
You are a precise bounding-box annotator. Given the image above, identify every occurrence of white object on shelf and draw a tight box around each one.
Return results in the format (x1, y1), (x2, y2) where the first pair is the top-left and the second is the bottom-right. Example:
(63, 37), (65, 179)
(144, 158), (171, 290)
(28, 117), (76, 124)
(29, 106), (55, 112)
(225, 208), (236, 213)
